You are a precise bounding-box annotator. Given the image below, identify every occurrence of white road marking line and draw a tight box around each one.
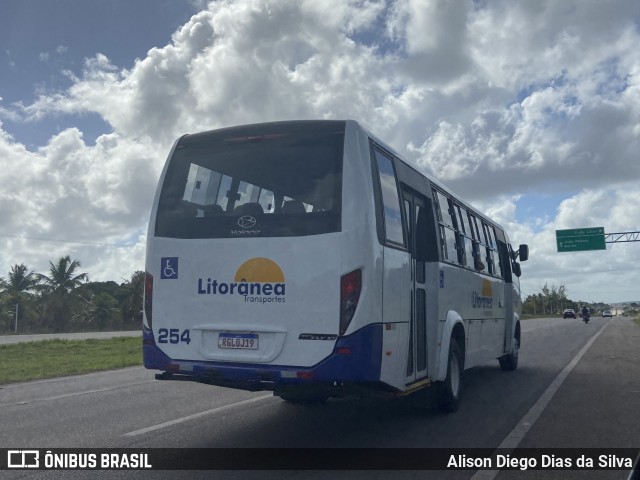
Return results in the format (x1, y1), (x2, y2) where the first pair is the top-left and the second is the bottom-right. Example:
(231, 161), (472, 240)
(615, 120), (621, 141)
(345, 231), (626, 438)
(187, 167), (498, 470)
(471, 319), (611, 480)
(124, 393), (275, 437)
(626, 450), (640, 480)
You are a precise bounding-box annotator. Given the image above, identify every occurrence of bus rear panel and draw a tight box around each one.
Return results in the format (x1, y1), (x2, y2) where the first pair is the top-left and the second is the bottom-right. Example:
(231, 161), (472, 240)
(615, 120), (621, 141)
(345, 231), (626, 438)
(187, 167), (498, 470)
(143, 120), (387, 396)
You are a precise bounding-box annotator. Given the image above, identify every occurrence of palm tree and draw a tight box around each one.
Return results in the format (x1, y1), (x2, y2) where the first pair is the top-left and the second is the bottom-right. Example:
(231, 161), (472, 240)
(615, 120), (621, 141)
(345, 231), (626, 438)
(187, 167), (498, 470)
(0, 264), (38, 332)
(118, 271), (144, 327)
(90, 292), (122, 329)
(0, 264), (39, 295)
(37, 256), (89, 332)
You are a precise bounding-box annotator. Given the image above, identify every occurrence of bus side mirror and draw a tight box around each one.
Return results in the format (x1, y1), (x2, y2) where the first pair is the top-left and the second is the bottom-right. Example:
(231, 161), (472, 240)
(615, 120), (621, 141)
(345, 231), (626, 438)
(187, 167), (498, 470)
(512, 262), (522, 278)
(519, 244), (529, 262)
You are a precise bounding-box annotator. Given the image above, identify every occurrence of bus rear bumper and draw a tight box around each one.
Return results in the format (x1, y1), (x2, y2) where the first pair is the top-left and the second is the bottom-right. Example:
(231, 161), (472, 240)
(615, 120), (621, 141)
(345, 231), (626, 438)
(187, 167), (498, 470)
(143, 324), (385, 392)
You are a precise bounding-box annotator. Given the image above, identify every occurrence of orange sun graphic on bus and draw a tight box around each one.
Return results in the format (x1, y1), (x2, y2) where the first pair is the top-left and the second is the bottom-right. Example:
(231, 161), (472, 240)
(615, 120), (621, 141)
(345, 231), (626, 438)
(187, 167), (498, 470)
(234, 258), (285, 283)
(482, 279), (493, 297)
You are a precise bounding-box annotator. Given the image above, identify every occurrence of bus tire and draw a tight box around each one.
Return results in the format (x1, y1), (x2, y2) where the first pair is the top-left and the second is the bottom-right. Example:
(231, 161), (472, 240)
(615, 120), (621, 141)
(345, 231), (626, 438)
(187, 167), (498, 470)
(499, 337), (519, 371)
(436, 341), (462, 413)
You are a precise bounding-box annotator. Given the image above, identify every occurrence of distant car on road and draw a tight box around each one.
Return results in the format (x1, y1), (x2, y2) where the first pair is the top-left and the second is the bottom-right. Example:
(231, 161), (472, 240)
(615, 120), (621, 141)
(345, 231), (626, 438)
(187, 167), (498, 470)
(602, 310), (612, 318)
(563, 309), (576, 319)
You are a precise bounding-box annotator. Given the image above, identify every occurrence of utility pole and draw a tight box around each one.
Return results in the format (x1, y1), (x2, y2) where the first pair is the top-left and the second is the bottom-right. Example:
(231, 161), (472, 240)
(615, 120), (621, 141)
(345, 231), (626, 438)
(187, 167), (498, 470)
(14, 303), (18, 334)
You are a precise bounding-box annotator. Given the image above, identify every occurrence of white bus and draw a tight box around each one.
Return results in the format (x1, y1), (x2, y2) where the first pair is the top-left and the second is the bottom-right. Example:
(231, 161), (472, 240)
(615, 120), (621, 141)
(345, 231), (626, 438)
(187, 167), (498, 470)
(143, 120), (528, 412)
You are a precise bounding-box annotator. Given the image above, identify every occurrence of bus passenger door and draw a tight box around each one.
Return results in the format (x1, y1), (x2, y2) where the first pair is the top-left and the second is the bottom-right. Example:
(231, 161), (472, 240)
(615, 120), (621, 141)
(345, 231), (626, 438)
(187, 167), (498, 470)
(403, 188), (429, 383)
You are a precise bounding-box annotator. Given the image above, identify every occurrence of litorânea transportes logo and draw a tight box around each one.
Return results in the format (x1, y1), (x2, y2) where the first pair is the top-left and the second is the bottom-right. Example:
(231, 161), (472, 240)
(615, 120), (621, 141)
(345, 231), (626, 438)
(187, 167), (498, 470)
(472, 279), (493, 309)
(197, 257), (286, 304)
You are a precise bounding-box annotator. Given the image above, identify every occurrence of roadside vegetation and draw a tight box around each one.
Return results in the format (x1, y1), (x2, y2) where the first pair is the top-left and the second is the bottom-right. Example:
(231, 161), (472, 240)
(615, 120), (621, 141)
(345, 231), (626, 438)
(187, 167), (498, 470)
(522, 283), (638, 318)
(0, 337), (142, 385)
(0, 257), (142, 335)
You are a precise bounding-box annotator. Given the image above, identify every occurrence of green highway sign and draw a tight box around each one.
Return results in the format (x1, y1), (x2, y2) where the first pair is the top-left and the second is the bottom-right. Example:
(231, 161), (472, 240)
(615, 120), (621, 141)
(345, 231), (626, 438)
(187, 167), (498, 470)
(556, 227), (606, 252)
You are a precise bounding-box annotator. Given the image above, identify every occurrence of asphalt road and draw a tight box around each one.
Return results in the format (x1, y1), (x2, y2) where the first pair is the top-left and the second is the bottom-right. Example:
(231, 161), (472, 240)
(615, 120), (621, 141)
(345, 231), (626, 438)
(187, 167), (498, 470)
(1, 317), (639, 479)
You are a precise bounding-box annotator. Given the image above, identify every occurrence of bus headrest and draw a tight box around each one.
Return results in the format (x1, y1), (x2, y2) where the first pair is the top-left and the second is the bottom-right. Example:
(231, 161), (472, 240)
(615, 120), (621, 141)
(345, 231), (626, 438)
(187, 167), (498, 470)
(234, 202), (264, 216)
(282, 200), (306, 214)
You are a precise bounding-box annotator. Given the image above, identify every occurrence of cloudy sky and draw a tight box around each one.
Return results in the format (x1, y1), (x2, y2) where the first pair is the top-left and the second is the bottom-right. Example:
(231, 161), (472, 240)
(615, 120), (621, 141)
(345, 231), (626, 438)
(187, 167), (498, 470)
(1, 0), (639, 304)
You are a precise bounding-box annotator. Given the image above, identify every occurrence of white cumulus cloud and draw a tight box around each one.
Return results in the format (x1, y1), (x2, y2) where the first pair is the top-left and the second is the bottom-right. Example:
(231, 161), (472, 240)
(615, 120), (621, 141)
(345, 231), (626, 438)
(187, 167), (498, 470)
(0, 0), (639, 302)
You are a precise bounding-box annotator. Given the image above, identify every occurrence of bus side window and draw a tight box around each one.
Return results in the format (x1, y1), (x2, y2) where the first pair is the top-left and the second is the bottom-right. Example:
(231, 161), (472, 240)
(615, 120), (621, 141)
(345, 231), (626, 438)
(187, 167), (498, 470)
(472, 241), (485, 272)
(404, 200), (412, 248)
(432, 190), (446, 260)
(456, 205), (475, 269)
(481, 222), (503, 278)
(435, 191), (454, 227)
(447, 199), (465, 265)
(497, 239), (506, 278)
(443, 227), (458, 264)
(373, 148), (405, 246)
(433, 189), (460, 265)
(469, 214), (488, 274)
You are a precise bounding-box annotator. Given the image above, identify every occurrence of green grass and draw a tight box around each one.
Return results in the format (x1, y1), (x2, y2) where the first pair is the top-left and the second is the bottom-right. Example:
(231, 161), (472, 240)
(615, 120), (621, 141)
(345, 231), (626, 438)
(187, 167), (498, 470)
(633, 316), (640, 327)
(0, 337), (142, 385)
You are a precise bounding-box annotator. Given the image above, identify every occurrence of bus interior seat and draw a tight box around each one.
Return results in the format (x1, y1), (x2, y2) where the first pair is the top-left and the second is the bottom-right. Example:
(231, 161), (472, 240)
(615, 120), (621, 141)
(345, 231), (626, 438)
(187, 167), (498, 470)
(234, 202), (264, 216)
(174, 202), (199, 218)
(282, 200), (306, 214)
(203, 204), (224, 216)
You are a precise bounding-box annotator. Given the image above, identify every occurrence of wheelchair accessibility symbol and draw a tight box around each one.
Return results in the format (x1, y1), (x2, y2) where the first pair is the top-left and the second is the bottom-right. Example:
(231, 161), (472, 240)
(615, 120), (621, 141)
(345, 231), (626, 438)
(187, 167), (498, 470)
(161, 257), (179, 279)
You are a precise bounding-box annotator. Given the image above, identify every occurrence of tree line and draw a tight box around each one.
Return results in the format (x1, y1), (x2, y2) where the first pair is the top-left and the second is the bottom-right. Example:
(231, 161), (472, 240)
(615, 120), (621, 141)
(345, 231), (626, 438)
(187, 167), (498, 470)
(0, 256), (143, 334)
(522, 283), (619, 316)
(3, 257), (634, 334)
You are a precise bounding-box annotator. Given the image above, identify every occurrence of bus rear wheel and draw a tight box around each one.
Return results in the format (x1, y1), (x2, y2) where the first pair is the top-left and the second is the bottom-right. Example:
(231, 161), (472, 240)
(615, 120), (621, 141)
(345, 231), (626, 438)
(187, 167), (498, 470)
(436, 341), (462, 413)
(499, 337), (519, 371)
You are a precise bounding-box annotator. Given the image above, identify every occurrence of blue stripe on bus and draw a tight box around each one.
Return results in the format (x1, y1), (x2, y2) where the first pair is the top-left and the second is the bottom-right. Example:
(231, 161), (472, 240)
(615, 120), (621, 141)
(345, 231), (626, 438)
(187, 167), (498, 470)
(309, 323), (383, 382)
(142, 326), (172, 369)
(143, 324), (383, 385)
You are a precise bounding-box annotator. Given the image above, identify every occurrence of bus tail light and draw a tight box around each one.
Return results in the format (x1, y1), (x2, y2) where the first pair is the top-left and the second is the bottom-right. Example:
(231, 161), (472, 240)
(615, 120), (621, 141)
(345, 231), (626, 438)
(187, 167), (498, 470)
(297, 371), (315, 380)
(339, 269), (361, 336)
(144, 272), (153, 328)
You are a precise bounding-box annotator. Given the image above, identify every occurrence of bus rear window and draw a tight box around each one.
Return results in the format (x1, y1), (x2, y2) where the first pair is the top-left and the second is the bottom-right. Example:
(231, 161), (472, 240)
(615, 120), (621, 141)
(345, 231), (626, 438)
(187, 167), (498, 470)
(155, 121), (344, 239)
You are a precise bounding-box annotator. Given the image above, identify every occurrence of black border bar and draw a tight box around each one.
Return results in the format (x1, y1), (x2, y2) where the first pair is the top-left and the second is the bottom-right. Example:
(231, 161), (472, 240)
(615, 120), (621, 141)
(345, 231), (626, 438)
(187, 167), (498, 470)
(2, 448), (639, 471)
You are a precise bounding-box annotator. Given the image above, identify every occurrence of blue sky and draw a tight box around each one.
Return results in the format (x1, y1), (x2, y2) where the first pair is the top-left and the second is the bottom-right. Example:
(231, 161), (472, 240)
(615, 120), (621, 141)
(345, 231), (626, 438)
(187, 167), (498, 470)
(1, 0), (639, 303)
(1, 0), (200, 147)
(515, 193), (575, 230)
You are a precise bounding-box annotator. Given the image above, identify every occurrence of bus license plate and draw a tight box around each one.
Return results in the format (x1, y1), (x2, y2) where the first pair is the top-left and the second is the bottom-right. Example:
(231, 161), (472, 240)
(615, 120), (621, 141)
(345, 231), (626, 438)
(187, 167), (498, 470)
(218, 333), (259, 350)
